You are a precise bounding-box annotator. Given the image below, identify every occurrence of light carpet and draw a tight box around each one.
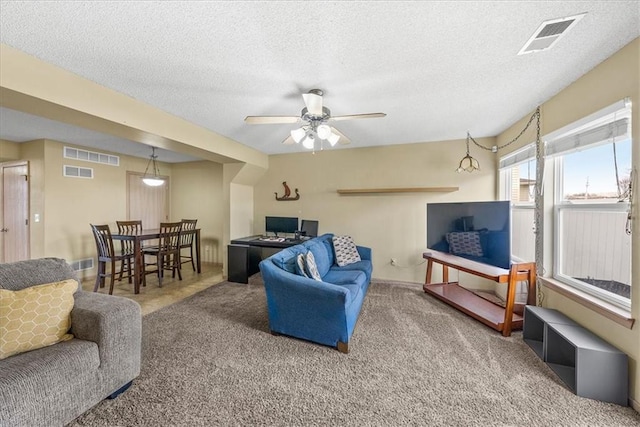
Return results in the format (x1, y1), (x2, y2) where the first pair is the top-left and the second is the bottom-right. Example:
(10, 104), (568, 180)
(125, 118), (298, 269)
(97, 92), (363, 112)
(70, 276), (640, 426)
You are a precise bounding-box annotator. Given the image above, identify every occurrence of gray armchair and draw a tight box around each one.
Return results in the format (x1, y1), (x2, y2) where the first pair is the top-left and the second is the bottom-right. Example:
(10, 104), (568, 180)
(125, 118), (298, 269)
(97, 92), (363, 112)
(0, 258), (141, 427)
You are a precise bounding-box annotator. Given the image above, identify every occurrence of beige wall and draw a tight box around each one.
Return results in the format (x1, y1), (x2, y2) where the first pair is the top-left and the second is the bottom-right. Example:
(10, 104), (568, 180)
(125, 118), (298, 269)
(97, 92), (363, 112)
(254, 138), (497, 283)
(171, 161), (224, 264)
(498, 38), (639, 406)
(0, 139), (20, 161)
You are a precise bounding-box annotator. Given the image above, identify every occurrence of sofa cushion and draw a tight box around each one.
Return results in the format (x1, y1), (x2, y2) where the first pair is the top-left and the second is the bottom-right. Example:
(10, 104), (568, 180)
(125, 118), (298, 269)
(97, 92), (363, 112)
(332, 235), (362, 267)
(0, 279), (76, 360)
(305, 251), (322, 281)
(323, 269), (366, 287)
(270, 246), (307, 274)
(306, 239), (334, 277)
(330, 259), (373, 283)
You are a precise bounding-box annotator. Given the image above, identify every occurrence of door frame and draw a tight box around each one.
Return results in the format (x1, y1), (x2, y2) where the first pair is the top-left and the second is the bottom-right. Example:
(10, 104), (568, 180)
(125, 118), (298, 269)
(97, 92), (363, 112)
(0, 160), (30, 263)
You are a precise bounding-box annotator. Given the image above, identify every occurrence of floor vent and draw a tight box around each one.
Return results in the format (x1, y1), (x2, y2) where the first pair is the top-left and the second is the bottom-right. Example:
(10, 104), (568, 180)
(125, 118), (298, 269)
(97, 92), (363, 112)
(64, 146), (119, 166)
(70, 258), (94, 271)
(518, 13), (586, 55)
(64, 165), (94, 179)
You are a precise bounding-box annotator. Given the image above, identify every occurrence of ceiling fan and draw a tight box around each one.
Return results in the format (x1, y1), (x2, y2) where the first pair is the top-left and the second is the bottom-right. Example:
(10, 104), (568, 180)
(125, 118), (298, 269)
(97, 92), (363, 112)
(244, 89), (386, 150)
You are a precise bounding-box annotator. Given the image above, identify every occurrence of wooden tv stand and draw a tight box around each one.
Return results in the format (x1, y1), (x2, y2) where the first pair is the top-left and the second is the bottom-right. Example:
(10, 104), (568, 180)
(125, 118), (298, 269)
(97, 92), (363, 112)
(422, 251), (536, 337)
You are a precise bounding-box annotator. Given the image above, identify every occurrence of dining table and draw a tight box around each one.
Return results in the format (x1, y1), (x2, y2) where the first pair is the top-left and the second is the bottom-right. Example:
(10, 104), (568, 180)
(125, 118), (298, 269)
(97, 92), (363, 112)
(111, 228), (201, 294)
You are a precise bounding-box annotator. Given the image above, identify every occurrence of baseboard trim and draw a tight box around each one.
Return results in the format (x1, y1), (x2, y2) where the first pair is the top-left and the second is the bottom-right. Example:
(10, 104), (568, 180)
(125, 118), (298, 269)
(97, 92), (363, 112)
(630, 396), (639, 412)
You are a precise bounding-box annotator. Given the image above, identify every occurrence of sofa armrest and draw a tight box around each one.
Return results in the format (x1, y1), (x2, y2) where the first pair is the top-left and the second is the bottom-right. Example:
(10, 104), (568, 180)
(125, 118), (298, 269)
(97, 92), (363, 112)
(70, 291), (141, 379)
(357, 245), (372, 261)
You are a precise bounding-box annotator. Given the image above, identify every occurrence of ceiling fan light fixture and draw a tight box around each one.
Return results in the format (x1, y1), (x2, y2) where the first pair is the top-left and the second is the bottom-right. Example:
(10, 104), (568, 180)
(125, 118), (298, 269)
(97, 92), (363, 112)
(327, 132), (340, 146)
(316, 124), (332, 139)
(290, 127), (306, 144)
(302, 134), (315, 150)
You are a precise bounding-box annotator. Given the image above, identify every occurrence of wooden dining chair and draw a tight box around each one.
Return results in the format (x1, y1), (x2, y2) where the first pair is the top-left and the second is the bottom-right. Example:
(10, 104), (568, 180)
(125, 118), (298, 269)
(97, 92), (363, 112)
(142, 221), (182, 287)
(90, 224), (133, 295)
(179, 219), (198, 271)
(116, 220), (142, 283)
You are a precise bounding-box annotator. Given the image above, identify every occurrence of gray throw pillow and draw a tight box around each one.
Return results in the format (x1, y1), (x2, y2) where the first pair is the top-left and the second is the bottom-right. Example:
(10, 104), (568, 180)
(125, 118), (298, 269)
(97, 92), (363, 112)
(305, 251), (322, 281)
(295, 253), (309, 278)
(332, 235), (362, 267)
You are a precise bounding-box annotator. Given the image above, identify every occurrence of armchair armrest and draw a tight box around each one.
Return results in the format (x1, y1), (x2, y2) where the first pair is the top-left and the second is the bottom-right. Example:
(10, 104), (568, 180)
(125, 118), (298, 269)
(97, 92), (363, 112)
(71, 291), (141, 381)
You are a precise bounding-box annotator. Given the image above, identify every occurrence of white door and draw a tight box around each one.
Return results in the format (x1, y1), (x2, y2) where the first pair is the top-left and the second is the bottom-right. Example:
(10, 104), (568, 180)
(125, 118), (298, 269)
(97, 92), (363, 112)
(1, 161), (30, 263)
(127, 171), (170, 228)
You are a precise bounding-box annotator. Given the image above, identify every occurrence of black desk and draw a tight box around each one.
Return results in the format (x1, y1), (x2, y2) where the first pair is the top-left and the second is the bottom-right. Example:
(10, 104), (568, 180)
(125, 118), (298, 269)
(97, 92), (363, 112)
(228, 235), (307, 283)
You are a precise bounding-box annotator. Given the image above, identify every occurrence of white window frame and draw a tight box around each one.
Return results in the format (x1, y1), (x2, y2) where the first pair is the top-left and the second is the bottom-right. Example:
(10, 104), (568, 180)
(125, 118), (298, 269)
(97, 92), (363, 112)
(552, 156), (631, 310)
(499, 99), (632, 310)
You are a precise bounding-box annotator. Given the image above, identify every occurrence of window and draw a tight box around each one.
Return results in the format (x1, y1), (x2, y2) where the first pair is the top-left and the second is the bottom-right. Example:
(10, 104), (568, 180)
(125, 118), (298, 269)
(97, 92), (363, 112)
(500, 99), (632, 309)
(499, 146), (537, 262)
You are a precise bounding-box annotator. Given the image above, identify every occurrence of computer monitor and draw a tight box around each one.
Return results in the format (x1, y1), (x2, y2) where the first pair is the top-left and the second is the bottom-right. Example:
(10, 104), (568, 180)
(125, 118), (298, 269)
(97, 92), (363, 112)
(265, 216), (298, 236)
(300, 219), (319, 237)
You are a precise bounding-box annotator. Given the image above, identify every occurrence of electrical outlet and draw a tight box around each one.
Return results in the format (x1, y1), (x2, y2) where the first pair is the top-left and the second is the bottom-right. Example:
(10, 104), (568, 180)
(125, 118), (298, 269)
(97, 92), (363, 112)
(390, 258), (397, 266)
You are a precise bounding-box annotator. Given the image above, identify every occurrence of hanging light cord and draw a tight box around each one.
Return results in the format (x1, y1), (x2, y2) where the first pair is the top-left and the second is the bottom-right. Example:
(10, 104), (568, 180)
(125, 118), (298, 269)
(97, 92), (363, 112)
(625, 169), (635, 235)
(468, 107), (541, 152)
(143, 147), (160, 178)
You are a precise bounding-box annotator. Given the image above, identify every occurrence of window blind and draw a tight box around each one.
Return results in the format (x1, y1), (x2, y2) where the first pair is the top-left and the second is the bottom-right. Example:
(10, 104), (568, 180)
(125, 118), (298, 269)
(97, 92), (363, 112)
(545, 118), (629, 158)
(499, 143), (536, 169)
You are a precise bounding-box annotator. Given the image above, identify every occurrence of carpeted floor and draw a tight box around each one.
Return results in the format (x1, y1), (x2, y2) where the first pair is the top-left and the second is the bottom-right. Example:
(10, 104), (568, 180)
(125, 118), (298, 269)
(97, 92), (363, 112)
(70, 276), (640, 426)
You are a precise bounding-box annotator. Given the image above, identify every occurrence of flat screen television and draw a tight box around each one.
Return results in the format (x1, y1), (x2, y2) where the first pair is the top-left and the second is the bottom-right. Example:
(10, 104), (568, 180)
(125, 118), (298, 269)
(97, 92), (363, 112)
(265, 216), (298, 236)
(426, 201), (511, 269)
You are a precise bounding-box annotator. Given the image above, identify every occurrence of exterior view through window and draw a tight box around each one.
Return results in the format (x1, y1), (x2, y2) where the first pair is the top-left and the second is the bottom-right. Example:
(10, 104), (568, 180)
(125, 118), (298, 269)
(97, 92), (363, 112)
(500, 100), (632, 309)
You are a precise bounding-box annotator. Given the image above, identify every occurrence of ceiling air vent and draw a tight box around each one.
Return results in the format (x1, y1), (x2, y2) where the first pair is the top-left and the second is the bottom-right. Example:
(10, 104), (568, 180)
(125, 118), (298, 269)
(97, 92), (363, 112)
(518, 13), (586, 55)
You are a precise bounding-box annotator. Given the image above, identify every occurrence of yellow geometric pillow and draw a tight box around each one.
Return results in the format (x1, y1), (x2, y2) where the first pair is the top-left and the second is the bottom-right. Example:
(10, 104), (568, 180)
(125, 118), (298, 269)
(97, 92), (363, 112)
(0, 279), (76, 360)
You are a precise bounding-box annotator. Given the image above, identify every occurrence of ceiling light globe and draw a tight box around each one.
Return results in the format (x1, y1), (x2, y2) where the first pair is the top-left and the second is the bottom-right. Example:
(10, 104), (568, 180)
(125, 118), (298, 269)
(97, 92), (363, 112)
(317, 124), (332, 139)
(302, 135), (315, 149)
(142, 177), (165, 186)
(290, 127), (306, 144)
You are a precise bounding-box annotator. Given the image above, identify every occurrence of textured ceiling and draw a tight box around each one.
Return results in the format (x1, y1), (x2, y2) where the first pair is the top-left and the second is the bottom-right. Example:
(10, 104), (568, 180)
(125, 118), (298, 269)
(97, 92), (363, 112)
(0, 1), (639, 162)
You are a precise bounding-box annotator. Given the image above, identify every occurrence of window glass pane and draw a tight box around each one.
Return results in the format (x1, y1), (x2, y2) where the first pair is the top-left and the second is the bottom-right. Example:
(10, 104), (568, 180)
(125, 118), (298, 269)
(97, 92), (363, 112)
(514, 159), (537, 203)
(558, 208), (631, 299)
(511, 207), (535, 262)
(561, 139), (631, 202)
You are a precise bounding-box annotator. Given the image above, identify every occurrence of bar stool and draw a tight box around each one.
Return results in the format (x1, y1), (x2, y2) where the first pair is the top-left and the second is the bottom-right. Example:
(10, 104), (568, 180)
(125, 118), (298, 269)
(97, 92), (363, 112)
(179, 219), (198, 271)
(116, 220), (142, 283)
(142, 222), (182, 287)
(90, 224), (133, 295)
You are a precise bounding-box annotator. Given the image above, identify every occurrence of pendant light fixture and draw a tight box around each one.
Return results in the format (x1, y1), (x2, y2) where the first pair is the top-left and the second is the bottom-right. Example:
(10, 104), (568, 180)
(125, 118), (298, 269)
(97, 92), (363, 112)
(142, 146), (165, 186)
(456, 133), (480, 173)
(459, 106), (541, 173)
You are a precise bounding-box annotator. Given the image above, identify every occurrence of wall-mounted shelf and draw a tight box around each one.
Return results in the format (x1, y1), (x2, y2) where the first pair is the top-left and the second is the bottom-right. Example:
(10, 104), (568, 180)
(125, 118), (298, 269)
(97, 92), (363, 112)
(336, 187), (459, 195)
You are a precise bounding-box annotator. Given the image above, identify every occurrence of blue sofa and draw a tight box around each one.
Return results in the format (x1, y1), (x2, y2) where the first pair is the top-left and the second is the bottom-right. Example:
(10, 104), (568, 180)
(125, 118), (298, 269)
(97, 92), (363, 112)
(259, 233), (372, 353)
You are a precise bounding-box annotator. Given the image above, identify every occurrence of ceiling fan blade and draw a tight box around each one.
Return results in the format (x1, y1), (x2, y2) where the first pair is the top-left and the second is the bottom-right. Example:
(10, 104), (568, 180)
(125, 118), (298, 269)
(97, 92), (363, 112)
(302, 92), (323, 116)
(330, 113), (387, 121)
(282, 135), (296, 145)
(245, 116), (300, 124)
(330, 127), (351, 145)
